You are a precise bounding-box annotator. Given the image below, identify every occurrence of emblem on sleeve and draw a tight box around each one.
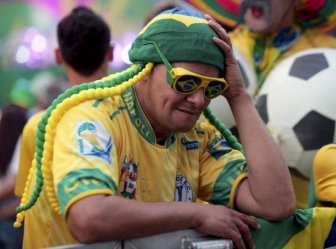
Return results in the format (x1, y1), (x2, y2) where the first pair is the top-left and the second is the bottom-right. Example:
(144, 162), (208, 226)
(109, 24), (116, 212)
(175, 175), (193, 202)
(76, 121), (112, 163)
(121, 157), (138, 199)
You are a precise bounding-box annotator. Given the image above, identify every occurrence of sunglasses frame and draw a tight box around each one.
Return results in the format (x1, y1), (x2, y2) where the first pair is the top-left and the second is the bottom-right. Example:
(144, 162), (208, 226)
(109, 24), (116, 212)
(144, 40), (229, 99)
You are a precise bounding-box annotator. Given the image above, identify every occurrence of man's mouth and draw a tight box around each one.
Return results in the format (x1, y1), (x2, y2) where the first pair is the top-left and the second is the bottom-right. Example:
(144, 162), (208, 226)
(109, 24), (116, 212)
(239, 0), (271, 22)
(177, 107), (199, 115)
(251, 6), (264, 18)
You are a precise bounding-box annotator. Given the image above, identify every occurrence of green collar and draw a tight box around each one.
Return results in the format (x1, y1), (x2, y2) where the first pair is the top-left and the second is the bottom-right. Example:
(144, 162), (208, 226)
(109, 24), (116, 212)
(121, 86), (175, 147)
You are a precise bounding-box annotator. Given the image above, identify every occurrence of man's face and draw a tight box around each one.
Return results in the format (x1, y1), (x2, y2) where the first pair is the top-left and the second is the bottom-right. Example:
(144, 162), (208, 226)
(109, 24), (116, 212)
(240, 0), (294, 34)
(140, 62), (217, 141)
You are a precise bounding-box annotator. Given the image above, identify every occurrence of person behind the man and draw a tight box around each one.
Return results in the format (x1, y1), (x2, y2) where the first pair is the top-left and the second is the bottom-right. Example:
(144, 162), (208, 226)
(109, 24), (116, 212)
(231, 0), (336, 209)
(15, 8), (295, 249)
(230, 0), (336, 90)
(14, 6), (113, 199)
(312, 144), (336, 208)
(0, 79), (36, 249)
(185, 0), (336, 209)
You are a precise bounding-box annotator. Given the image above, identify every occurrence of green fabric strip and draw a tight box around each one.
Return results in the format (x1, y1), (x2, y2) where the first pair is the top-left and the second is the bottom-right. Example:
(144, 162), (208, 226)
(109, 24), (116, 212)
(57, 168), (118, 214)
(252, 208), (313, 249)
(121, 86), (156, 145)
(210, 159), (246, 206)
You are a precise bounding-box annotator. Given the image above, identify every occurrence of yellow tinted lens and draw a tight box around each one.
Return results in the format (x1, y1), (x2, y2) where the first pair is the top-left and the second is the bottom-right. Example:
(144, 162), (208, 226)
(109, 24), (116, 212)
(205, 81), (226, 98)
(175, 75), (201, 93)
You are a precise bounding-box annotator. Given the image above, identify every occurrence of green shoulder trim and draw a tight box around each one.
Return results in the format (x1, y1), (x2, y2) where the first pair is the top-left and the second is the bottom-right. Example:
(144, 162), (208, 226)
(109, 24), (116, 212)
(209, 159), (246, 206)
(57, 168), (118, 214)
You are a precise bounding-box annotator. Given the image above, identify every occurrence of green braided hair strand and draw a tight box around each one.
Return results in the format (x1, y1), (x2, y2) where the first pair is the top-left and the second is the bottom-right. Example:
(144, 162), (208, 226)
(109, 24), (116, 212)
(203, 107), (244, 153)
(14, 63), (153, 227)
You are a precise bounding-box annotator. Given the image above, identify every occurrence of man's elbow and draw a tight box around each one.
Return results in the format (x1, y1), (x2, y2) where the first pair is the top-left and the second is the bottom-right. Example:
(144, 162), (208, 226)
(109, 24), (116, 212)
(68, 214), (101, 243)
(263, 197), (296, 221)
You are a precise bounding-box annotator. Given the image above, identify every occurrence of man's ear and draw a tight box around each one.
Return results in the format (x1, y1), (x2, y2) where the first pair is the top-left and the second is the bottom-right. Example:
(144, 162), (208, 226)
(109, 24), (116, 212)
(55, 48), (64, 65)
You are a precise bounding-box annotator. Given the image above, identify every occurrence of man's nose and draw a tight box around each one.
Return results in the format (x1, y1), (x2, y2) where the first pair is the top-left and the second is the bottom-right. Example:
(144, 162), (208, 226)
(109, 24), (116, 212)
(185, 88), (207, 108)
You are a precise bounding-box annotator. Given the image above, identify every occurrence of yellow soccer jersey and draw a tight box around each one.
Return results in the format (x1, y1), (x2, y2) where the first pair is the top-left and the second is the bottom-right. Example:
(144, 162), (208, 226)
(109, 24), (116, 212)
(15, 110), (45, 197)
(23, 86), (247, 248)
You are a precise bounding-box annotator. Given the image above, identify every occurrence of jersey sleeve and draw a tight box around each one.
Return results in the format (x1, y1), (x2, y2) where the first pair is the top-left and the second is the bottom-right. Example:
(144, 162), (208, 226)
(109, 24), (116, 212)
(52, 102), (119, 215)
(198, 125), (248, 209)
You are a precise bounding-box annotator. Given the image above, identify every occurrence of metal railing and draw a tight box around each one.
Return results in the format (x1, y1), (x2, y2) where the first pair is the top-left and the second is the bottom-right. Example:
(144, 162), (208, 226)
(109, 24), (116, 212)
(47, 229), (234, 249)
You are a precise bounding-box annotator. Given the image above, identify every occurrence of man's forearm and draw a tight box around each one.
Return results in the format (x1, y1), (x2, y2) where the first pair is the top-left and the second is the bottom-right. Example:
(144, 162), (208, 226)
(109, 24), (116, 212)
(67, 195), (200, 243)
(228, 92), (296, 220)
(67, 194), (259, 248)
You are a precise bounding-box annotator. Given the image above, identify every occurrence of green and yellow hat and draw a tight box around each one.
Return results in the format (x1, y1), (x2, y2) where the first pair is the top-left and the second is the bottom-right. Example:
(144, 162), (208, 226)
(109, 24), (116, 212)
(129, 8), (225, 74)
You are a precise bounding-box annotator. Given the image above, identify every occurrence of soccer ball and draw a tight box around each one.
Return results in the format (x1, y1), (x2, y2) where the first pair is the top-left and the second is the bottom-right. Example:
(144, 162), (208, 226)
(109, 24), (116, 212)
(255, 48), (336, 179)
(209, 48), (257, 128)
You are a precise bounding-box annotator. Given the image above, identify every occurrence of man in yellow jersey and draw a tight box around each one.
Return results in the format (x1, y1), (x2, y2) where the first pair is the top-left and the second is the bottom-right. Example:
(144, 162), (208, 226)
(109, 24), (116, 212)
(18, 8), (296, 249)
(14, 6), (113, 198)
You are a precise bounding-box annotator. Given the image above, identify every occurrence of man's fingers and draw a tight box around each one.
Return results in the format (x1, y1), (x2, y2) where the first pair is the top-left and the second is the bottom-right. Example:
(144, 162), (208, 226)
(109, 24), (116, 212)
(234, 217), (255, 249)
(237, 213), (260, 230)
(205, 15), (236, 65)
(205, 14), (232, 46)
(227, 226), (247, 249)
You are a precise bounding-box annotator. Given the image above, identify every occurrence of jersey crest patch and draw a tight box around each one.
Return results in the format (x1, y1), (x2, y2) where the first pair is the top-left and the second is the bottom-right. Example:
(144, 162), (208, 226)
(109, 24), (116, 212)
(76, 121), (112, 163)
(121, 157), (138, 199)
(175, 175), (193, 202)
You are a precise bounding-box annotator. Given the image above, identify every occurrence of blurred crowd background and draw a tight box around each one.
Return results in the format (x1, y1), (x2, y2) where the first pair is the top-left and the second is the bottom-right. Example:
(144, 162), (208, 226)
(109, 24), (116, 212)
(0, 0), (165, 108)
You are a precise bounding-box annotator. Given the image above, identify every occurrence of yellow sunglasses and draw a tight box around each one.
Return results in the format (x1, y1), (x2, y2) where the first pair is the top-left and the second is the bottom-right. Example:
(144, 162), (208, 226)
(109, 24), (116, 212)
(144, 41), (229, 99)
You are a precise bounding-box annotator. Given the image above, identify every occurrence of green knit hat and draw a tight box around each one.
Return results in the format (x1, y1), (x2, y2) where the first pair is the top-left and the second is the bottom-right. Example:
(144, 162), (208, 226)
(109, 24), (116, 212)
(129, 8), (225, 74)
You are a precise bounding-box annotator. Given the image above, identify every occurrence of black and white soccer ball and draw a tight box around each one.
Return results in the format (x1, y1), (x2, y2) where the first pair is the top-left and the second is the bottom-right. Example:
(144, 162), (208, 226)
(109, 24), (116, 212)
(255, 48), (336, 178)
(209, 48), (257, 128)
